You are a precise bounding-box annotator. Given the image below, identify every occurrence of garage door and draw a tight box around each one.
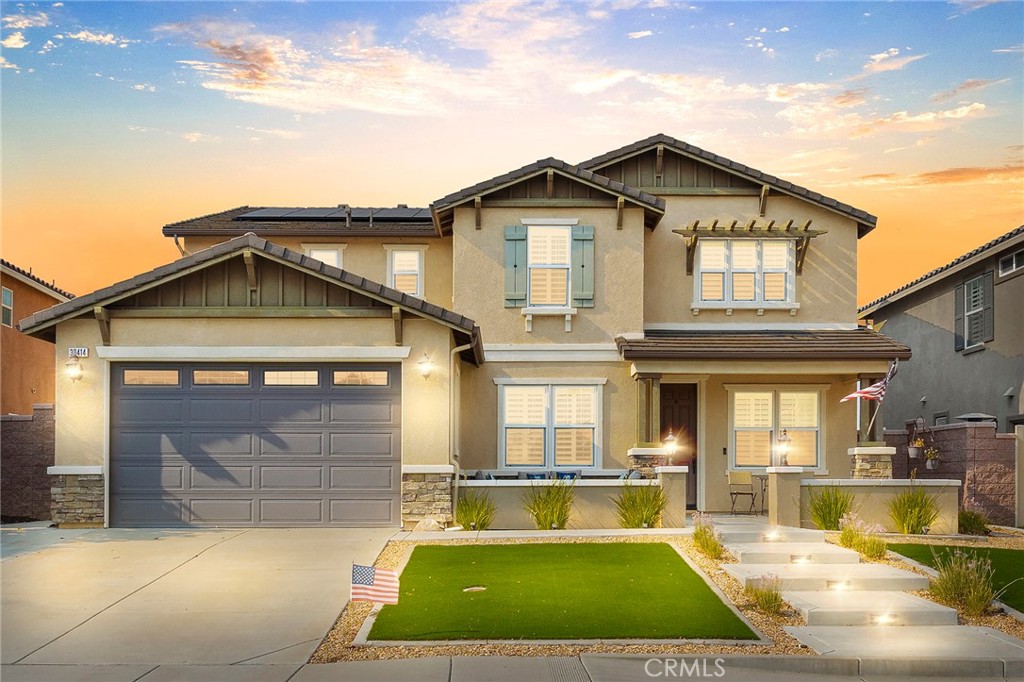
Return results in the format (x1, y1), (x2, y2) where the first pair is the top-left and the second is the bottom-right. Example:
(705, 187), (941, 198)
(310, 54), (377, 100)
(110, 363), (401, 527)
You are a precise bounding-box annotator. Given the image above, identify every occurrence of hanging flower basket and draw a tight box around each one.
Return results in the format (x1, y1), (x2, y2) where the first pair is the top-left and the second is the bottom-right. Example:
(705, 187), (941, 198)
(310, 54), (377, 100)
(908, 446), (921, 459)
(926, 458), (939, 470)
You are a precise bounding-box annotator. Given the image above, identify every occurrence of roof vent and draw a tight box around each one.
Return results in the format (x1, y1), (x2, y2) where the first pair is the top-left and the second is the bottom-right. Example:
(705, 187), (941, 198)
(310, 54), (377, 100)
(397, 204), (408, 209)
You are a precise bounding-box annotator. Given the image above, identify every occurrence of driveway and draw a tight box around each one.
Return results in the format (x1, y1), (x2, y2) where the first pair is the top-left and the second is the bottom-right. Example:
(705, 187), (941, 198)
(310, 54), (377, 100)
(0, 526), (394, 666)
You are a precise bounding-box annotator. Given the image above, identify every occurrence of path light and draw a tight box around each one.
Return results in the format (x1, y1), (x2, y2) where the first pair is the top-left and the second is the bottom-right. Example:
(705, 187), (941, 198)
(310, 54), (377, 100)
(763, 530), (780, 542)
(828, 580), (850, 591)
(417, 354), (433, 378)
(65, 356), (83, 382)
(872, 614), (894, 625)
(776, 429), (791, 466)
(790, 554), (810, 564)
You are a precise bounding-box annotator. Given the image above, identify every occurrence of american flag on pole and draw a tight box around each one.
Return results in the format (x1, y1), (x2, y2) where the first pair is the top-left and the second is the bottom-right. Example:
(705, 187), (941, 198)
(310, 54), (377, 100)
(351, 564), (399, 604)
(841, 359), (898, 403)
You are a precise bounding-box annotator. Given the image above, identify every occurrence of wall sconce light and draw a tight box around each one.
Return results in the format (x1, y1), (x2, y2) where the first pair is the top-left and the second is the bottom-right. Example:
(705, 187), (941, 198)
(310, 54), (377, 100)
(417, 354), (433, 378)
(662, 430), (678, 463)
(1004, 387), (1016, 399)
(776, 429), (791, 466)
(65, 356), (84, 382)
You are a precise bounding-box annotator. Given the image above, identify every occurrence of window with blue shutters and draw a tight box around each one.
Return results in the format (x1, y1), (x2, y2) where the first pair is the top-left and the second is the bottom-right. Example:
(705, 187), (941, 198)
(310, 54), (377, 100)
(954, 271), (994, 352)
(504, 223), (594, 309)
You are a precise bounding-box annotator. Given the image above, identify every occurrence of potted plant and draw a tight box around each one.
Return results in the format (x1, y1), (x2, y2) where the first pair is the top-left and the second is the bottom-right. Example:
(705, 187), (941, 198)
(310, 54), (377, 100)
(908, 437), (924, 459)
(925, 446), (941, 470)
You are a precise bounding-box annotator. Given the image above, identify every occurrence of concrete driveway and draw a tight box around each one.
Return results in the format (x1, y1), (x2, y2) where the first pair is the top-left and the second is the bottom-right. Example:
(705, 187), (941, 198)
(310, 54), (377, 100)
(1, 526), (394, 666)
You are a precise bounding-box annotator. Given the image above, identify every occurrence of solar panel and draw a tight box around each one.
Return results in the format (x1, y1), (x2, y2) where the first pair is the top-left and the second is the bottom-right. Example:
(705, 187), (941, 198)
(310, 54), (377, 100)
(286, 208), (340, 219)
(237, 208), (300, 220)
(373, 207), (426, 220)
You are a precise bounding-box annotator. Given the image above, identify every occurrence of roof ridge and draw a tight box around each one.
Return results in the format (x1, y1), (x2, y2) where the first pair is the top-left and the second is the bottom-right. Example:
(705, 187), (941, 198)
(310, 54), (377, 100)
(0, 258), (75, 299)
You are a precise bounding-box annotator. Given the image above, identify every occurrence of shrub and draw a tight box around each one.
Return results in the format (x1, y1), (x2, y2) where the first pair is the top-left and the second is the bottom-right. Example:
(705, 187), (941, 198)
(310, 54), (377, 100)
(930, 549), (996, 617)
(838, 513), (887, 560)
(958, 508), (990, 536)
(858, 534), (888, 560)
(692, 512), (724, 560)
(888, 487), (939, 534)
(455, 490), (496, 531)
(614, 483), (669, 528)
(808, 486), (854, 530)
(521, 481), (575, 530)
(744, 574), (785, 615)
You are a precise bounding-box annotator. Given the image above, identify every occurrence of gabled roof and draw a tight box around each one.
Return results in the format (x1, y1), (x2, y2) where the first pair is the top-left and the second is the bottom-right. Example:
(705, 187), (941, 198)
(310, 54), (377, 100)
(1, 259), (75, 301)
(430, 157), (666, 233)
(860, 225), (1024, 317)
(163, 206), (437, 238)
(617, 329), (911, 361)
(578, 133), (877, 237)
(20, 233), (483, 364)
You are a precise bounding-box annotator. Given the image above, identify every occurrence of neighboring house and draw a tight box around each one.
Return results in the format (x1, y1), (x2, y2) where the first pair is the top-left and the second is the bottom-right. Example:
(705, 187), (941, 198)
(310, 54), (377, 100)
(1, 259), (73, 414)
(20, 133), (910, 528)
(860, 226), (1024, 433)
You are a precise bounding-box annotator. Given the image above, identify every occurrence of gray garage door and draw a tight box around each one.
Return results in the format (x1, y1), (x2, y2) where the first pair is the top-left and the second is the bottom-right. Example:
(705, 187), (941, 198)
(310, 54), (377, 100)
(110, 363), (401, 527)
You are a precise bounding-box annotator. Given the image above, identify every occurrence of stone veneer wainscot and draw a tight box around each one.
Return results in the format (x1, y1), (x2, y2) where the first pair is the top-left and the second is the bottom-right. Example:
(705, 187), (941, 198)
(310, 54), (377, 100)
(401, 467), (454, 529)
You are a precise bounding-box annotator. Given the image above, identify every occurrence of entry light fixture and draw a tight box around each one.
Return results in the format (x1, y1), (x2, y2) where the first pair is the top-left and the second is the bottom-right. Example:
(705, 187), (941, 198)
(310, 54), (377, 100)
(65, 356), (83, 383)
(417, 354), (433, 378)
(663, 430), (678, 455)
(776, 429), (791, 466)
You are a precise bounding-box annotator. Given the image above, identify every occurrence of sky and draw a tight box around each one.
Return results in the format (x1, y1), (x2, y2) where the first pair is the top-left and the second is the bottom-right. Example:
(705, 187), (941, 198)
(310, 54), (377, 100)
(2, 0), (1022, 306)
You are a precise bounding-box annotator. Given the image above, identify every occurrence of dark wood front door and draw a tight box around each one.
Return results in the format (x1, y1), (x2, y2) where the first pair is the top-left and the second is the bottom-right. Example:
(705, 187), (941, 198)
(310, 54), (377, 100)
(661, 383), (697, 508)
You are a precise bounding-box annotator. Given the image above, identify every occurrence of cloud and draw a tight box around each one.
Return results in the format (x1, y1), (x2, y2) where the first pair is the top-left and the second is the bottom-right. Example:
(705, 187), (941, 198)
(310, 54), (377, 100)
(777, 26), (790, 33)
(992, 43), (1023, 54)
(832, 88), (868, 108)
(914, 164), (1022, 184)
(66, 30), (134, 47)
(2, 12), (49, 29)
(883, 137), (935, 153)
(182, 132), (221, 143)
(37, 39), (60, 54)
(948, 0), (1006, 17)
(2, 31), (28, 48)
(627, 30), (652, 39)
(132, 83), (156, 92)
(857, 48), (926, 77)
(242, 126), (303, 139)
(854, 102), (986, 136)
(815, 48), (838, 62)
(931, 78), (1010, 102)
(0, 55), (20, 71)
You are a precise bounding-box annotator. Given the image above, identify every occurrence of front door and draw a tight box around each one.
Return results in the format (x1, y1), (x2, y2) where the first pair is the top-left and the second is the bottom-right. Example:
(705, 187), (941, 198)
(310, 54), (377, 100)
(660, 383), (697, 508)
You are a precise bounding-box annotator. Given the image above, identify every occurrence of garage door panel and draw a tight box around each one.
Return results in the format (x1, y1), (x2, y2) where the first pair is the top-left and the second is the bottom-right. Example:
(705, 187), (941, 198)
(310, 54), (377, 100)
(111, 362), (401, 528)
(329, 466), (395, 490)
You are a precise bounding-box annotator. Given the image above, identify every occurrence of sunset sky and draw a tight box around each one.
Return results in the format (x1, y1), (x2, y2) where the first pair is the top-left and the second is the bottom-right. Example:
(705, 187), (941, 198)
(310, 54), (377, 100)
(2, 0), (1022, 306)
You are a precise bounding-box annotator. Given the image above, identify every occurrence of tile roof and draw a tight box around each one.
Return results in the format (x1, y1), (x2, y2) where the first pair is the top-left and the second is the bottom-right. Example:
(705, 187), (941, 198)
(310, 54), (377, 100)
(860, 225), (1024, 317)
(20, 233), (483, 364)
(0, 259), (75, 300)
(616, 329), (911, 361)
(162, 206), (437, 238)
(578, 133), (877, 236)
(430, 157), (666, 214)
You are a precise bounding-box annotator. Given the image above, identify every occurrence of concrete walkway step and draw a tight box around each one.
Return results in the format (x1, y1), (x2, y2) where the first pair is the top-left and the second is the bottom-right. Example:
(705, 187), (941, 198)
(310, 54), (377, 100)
(717, 527), (826, 544)
(723, 562), (929, 591)
(726, 541), (860, 565)
(783, 590), (958, 626)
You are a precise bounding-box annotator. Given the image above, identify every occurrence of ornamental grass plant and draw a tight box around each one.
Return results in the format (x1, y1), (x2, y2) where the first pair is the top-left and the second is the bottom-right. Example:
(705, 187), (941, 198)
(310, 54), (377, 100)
(692, 512), (724, 560)
(744, 573), (785, 615)
(614, 483), (669, 528)
(522, 480), (575, 530)
(888, 486), (940, 534)
(930, 548), (997, 617)
(808, 485), (854, 530)
(455, 490), (496, 530)
(838, 512), (887, 560)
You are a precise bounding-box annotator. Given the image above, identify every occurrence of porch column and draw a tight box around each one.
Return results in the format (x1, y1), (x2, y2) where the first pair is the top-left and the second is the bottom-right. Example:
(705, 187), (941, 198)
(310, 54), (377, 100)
(767, 466), (808, 528)
(635, 372), (662, 447)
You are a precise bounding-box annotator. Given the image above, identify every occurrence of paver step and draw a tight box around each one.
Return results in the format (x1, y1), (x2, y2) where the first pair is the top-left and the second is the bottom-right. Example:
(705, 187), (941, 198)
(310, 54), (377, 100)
(717, 527), (826, 544)
(725, 542), (860, 565)
(783, 590), (958, 626)
(723, 563), (930, 592)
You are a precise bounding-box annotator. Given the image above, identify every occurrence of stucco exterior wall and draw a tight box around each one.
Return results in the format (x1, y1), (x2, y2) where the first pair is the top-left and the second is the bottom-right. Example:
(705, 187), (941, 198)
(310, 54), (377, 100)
(53, 316), (455, 470)
(644, 195), (860, 327)
(800, 479), (960, 535)
(451, 207), (646, 344)
(1, 273), (63, 415)
(182, 235), (454, 309)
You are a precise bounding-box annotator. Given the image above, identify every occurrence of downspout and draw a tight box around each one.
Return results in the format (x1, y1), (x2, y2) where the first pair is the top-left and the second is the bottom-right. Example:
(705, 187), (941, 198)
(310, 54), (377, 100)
(449, 342), (472, 520)
(172, 234), (191, 257)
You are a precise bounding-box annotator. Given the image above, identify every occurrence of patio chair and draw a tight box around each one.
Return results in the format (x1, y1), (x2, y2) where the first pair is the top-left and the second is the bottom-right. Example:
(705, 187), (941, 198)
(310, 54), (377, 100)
(727, 470), (757, 515)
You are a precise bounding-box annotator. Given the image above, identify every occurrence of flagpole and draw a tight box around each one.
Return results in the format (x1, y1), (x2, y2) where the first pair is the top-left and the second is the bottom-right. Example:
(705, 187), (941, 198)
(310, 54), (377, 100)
(864, 400), (881, 440)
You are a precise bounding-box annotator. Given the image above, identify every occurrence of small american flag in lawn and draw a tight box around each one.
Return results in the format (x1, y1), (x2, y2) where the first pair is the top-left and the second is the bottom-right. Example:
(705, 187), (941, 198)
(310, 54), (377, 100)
(841, 359), (898, 403)
(351, 564), (399, 604)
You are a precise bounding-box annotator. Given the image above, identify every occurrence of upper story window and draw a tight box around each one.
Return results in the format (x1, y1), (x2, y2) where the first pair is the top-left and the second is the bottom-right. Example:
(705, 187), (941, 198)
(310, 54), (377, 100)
(998, 249), (1023, 277)
(1, 287), (12, 327)
(528, 226), (571, 306)
(497, 380), (603, 469)
(385, 245), (427, 298)
(954, 272), (993, 352)
(697, 239), (794, 306)
(302, 243), (346, 269)
(504, 222), (594, 318)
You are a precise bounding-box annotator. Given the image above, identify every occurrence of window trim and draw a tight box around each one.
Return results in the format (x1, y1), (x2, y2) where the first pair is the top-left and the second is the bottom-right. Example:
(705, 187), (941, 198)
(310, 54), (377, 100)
(495, 379), (604, 470)
(301, 243), (347, 269)
(525, 225), (572, 308)
(963, 274), (985, 350)
(725, 384), (828, 472)
(998, 248), (1024, 277)
(383, 244), (427, 298)
(694, 239), (798, 309)
(1, 286), (12, 328)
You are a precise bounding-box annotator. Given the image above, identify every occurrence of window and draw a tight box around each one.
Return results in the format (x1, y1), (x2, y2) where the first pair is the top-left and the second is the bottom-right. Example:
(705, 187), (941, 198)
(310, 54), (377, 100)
(998, 249), (1023, 277)
(499, 382), (601, 469)
(123, 369), (180, 386)
(697, 240), (794, 306)
(193, 369), (249, 385)
(527, 226), (571, 306)
(384, 246), (426, 298)
(264, 370), (319, 386)
(302, 244), (346, 268)
(1, 287), (12, 327)
(955, 273), (993, 351)
(730, 387), (822, 469)
(333, 370), (389, 386)
(964, 276), (985, 348)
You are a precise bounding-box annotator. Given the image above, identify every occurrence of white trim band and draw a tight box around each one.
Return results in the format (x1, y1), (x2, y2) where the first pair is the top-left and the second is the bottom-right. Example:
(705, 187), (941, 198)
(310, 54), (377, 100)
(47, 466), (103, 475)
(493, 377), (608, 385)
(628, 447), (669, 456)
(462, 479), (658, 487)
(848, 446), (896, 455)
(802, 479), (961, 487)
(520, 218), (580, 226)
(484, 343), (621, 363)
(645, 322), (858, 331)
(95, 346), (413, 361)
(765, 466), (808, 473)
(655, 466), (690, 474)
(402, 465), (455, 475)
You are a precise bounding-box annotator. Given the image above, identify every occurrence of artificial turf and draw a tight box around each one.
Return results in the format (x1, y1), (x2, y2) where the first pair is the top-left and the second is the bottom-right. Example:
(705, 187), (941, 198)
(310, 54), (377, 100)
(367, 542), (758, 641)
(888, 543), (1024, 612)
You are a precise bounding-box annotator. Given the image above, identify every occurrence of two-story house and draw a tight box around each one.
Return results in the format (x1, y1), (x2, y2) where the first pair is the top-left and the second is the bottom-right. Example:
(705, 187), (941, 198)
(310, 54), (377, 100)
(860, 225), (1024, 433)
(21, 134), (910, 528)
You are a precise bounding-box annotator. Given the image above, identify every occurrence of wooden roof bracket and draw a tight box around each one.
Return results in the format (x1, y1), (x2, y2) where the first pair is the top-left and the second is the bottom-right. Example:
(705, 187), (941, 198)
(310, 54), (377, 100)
(655, 144), (664, 187)
(243, 250), (258, 291)
(616, 197), (624, 229)
(474, 196), (482, 229)
(759, 185), (770, 216)
(546, 169), (554, 199)
(392, 306), (403, 346)
(94, 306), (110, 346)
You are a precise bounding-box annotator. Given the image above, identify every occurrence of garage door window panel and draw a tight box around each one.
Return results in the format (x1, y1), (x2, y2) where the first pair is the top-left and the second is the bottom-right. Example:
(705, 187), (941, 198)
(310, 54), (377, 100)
(263, 370), (320, 386)
(333, 370), (390, 386)
(123, 369), (180, 387)
(194, 369), (250, 386)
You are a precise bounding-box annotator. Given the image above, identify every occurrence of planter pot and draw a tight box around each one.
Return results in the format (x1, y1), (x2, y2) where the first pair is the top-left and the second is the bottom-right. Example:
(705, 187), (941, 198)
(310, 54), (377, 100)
(908, 447), (921, 459)
(926, 459), (939, 470)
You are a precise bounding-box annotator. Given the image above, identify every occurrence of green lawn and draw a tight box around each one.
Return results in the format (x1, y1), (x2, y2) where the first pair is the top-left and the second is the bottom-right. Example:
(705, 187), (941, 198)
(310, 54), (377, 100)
(367, 542), (757, 641)
(888, 543), (1024, 612)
